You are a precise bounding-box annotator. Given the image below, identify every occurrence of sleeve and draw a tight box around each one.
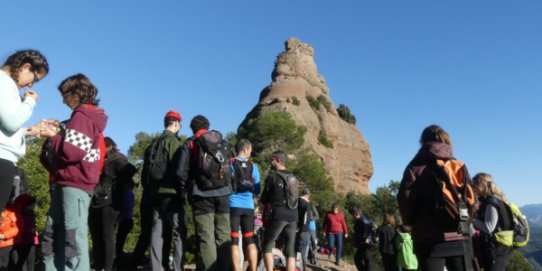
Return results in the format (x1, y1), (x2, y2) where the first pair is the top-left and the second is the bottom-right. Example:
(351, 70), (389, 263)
(55, 112), (96, 164)
(252, 163), (261, 195)
(473, 205), (499, 234)
(176, 140), (192, 188)
(311, 204), (319, 220)
(0, 79), (36, 132)
(260, 174), (273, 204)
(397, 165), (416, 226)
(341, 214), (348, 235)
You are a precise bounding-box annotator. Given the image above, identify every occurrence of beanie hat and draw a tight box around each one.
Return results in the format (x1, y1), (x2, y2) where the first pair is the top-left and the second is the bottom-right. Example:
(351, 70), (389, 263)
(164, 110), (182, 122)
(302, 187), (311, 196)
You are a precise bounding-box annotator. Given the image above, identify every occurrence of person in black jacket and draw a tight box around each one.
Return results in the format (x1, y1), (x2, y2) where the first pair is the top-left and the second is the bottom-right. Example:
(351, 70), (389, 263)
(472, 173), (513, 271)
(378, 213), (399, 271)
(89, 137), (136, 271)
(352, 208), (377, 271)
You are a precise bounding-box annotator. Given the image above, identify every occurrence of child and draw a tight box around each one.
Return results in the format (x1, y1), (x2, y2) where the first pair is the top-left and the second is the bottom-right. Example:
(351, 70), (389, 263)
(0, 203), (19, 270)
(13, 194), (37, 271)
(394, 225), (418, 271)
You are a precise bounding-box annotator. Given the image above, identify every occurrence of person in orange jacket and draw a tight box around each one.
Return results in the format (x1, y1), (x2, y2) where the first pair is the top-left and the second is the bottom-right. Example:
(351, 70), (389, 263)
(0, 204), (21, 270)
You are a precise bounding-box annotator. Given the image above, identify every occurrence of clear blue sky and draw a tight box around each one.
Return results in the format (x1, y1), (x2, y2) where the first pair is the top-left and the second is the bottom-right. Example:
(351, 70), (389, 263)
(2, 1), (541, 206)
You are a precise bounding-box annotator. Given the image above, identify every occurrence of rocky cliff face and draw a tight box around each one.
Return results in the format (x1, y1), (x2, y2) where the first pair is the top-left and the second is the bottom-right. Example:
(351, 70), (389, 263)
(241, 38), (373, 194)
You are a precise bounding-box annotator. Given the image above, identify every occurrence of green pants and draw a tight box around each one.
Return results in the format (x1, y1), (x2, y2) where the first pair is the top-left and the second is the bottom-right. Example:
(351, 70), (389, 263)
(192, 196), (231, 271)
(42, 185), (92, 271)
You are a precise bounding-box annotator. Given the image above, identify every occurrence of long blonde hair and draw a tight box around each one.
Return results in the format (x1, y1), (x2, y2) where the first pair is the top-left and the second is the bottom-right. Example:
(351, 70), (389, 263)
(473, 173), (506, 202)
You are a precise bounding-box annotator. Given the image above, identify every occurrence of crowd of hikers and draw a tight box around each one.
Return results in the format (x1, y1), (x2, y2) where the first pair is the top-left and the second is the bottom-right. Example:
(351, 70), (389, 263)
(0, 48), (529, 271)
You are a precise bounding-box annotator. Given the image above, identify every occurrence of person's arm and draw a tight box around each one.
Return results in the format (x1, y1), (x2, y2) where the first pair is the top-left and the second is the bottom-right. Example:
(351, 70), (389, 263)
(252, 163), (261, 195)
(176, 140), (192, 189)
(473, 205), (499, 234)
(51, 111), (95, 164)
(310, 204), (319, 220)
(0, 79), (36, 132)
(341, 213), (348, 237)
(397, 165), (417, 226)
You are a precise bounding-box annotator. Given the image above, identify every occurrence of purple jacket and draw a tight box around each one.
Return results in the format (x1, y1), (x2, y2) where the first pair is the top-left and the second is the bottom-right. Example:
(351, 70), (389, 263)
(41, 104), (108, 191)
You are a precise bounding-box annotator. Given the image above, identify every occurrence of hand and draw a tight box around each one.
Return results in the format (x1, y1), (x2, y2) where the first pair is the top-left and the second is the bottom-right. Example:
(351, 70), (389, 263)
(24, 89), (38, 101)
(39, 123), (59, 139)
(344, 233), (348, 238)
(0, 233), (5, 241)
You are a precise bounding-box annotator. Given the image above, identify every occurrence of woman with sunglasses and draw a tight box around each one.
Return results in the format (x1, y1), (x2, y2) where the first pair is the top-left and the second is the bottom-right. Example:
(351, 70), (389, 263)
(0, 49), (48, 211)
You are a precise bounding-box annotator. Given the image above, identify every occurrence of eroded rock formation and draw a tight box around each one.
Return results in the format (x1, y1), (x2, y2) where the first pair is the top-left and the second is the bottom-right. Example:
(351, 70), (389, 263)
(241, 37), (373, 194)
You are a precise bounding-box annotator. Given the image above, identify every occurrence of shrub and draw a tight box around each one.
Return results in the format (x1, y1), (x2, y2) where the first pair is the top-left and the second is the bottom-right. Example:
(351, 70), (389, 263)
(318, 130), (333, 148)
(337, 104), (357, 125)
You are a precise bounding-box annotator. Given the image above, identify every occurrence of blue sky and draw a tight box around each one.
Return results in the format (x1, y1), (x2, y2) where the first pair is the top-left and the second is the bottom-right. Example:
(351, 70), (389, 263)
(2, 1), (541, 206)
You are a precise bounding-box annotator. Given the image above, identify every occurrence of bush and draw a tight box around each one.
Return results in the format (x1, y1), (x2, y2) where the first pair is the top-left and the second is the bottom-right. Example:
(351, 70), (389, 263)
(318, 130), (333, 148)
(337, 104), (357, 125)
(291, 96), (300, 106)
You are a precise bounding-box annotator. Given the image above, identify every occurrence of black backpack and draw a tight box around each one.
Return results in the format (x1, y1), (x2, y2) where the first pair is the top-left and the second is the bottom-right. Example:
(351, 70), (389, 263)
(141, 135), (168, 188)
(195, 130), (232, 190)
(231, 159), (254, 193)
(276, 171), (298, 209)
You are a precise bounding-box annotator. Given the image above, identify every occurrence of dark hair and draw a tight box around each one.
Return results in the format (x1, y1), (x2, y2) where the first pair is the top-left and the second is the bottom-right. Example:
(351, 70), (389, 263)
(3, 49), (49, 84)
(351, 208), (362, 217)
(104, 137), (118, 151)
(420, 124), (452, 146)
(190, 115), (210, 133)
(58, 73), (100, 106)
(236, 139), (252, 153)
(164, 117), (179, 129)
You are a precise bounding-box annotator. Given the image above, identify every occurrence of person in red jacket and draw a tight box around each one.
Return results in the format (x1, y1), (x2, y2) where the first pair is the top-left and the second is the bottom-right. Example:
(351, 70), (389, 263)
(323, 203), (348, 266)
(0, 204), (20, 270)
(38, 74), (108, 271)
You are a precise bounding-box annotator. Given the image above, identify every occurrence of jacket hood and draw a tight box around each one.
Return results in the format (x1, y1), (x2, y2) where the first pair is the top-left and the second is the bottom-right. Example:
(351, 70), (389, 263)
(74, 104), (108, 133)
(415, 141), (453, 161)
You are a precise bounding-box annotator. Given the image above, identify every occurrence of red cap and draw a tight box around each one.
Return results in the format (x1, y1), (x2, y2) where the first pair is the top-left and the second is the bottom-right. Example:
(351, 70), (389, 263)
(164, 110), (182, 122)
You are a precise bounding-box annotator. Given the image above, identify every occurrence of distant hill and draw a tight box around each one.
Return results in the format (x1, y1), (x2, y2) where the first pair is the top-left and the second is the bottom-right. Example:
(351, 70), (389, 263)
(520, 225), (542, 270)
(522, 204), (542, 227)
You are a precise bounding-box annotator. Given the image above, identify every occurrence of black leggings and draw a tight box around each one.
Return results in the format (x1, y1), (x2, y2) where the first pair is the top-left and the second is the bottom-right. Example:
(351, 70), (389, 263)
(0, 159), (16, 211)
(89, 205), (119, 271)
(263, 220), (297, 257)
(230, 207), (255, 245)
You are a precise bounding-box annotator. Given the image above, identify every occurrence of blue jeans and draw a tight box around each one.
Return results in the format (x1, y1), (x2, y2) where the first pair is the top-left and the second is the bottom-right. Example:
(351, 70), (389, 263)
(42, 185), (92, 271)
(327, 233), (343, 262)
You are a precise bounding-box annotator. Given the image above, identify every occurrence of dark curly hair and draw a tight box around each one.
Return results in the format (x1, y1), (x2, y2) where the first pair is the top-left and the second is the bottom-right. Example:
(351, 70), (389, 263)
(58, 73), (100, 106)
(190, 115), (210, 134)
(3, 49), (49, 84)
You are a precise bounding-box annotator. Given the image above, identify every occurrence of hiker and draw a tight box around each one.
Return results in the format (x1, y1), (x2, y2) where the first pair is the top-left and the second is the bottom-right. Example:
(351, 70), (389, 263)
(352, 208), (378, 271)
(472, 173), (513, 270)
(323, 203), (348, 266)
(397, 125), (477, 271)
(148, 110), (186, 271)
(296, 187), (315, 269)
(229, 139), (261, 271)
(0, 49), (48, 212)
(39, 74), (108, 270)
(90, 137), (136, 271)
(260, 151), (299, 271)
(378, 213), (399, 271)
(176, 115), (232, 271)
